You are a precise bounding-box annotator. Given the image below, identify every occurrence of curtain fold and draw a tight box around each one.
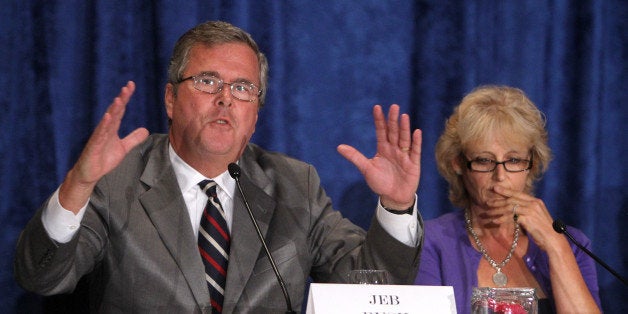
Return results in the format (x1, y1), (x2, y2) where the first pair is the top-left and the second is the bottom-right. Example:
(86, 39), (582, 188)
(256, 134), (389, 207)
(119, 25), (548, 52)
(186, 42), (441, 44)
(1, 0), (625, 312)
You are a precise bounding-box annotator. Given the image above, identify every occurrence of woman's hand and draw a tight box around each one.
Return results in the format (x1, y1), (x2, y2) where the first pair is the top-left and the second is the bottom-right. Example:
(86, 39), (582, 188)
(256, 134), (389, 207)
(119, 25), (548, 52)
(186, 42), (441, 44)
(489, 186), (600, 313)
(489, 185), (561, 251)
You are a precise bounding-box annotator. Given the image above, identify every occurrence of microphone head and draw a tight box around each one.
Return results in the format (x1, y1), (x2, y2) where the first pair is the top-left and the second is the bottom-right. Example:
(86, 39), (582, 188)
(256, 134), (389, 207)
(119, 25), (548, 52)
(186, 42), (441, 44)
(552, 220), (566, 234)
(228, 163), (241, 179)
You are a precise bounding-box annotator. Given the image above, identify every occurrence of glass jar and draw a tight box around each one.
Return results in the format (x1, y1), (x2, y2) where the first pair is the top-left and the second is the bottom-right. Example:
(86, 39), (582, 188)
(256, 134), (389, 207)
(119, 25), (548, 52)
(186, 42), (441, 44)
(471, 287), (538, 314)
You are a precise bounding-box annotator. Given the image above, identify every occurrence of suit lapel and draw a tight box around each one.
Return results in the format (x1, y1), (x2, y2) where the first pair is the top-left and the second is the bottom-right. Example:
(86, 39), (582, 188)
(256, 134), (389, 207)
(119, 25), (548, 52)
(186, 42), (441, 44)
(138, 139), (209, 307)
(223, 150), (277, 312)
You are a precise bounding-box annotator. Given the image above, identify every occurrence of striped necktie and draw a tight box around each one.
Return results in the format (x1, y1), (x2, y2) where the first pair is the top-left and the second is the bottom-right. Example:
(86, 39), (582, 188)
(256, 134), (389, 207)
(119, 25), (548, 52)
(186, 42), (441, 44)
(198, 180), (230, 313)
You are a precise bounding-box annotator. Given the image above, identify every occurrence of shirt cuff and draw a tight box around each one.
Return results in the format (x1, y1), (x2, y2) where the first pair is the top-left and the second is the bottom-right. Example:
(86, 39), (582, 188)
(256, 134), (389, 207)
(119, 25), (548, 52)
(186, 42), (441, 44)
(41, 187), (87, 243)
(375, 195), (420, 247)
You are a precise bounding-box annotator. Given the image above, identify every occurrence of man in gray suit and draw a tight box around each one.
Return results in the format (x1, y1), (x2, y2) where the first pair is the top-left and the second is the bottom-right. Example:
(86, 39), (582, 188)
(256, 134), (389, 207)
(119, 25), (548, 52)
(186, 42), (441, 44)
(15, 21), (423, 313)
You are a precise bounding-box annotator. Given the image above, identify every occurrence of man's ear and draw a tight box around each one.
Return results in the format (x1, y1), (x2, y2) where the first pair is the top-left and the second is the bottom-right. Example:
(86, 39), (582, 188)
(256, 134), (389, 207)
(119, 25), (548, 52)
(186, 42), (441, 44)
(165, 83), (175, 118)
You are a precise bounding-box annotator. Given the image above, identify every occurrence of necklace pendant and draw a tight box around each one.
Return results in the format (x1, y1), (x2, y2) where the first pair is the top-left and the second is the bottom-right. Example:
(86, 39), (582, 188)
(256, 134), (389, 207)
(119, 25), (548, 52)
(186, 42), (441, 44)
(492, 270), (507, 287)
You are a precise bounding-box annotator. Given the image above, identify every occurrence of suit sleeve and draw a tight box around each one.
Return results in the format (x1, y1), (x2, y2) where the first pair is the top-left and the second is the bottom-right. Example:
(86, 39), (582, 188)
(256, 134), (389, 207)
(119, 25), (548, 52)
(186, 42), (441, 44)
(304, 164), (423, 285)
(14, 185), (109, 295)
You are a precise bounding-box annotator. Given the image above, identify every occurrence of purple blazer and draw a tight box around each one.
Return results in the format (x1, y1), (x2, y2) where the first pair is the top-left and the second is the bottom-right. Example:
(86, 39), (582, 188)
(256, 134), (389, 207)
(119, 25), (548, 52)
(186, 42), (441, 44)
(414, 211), (601, 314)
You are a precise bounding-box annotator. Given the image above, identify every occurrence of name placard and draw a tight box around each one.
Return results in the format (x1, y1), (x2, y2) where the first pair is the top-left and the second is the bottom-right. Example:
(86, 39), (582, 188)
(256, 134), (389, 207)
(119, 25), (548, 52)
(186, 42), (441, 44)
(306, 283), (456, 314)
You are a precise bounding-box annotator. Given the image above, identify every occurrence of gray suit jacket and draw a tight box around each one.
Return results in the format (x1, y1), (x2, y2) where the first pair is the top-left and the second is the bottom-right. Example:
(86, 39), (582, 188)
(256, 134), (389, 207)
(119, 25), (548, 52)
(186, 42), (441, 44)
(15, 134), (422, 313)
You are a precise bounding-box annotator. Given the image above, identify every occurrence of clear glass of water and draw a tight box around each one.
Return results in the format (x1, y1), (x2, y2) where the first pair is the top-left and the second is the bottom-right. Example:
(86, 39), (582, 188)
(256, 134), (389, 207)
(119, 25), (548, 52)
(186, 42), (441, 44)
(348, 269), (391, 284)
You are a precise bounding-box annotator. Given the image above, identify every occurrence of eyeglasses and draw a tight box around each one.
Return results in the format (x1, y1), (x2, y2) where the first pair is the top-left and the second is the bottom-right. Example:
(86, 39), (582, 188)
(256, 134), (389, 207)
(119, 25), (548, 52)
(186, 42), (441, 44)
(178, 73), (261, 102)
(463, 155), (533, 173)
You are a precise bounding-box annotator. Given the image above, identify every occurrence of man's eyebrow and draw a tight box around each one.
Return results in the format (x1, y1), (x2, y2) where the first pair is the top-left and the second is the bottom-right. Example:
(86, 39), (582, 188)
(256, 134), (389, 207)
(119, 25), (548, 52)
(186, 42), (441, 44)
(230, 76), (256, 85)
(198, 71), (255, 85)
(198, 71), (220, 77)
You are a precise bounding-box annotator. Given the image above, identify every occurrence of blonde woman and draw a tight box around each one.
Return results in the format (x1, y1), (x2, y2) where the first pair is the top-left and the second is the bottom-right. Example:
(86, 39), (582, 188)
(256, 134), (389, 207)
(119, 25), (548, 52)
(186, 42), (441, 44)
(414, 86), (600, 313)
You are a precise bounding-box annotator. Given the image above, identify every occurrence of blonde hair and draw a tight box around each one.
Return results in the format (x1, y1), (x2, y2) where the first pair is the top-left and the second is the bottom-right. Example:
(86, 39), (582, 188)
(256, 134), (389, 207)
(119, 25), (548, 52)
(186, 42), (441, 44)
(435, 85), (552, 208)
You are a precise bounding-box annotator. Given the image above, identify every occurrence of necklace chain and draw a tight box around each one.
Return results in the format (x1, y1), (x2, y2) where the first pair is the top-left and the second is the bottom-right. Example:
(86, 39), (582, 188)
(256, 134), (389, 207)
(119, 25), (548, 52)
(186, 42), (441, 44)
(465, 210), (519, 272)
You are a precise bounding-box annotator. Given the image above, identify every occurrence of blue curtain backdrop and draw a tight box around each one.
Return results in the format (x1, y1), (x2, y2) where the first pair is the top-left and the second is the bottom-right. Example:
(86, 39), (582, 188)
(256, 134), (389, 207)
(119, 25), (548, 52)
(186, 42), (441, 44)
(1, 0), (625, 312)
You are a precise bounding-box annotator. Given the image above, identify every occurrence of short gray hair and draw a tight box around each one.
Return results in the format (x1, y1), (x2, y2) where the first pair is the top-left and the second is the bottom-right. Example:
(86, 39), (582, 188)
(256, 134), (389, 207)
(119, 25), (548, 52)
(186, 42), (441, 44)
(167, 21), (269, 107)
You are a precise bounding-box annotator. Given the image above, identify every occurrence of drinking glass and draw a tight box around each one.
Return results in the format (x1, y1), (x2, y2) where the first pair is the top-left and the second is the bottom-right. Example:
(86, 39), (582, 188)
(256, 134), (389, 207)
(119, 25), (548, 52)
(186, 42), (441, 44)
(348, 269), (391, 284)
(471, 287), (538, 314)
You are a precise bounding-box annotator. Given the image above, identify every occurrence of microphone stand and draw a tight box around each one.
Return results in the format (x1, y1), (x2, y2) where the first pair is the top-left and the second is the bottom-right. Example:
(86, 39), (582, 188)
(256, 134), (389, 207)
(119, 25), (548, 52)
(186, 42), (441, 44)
(228, 163), (296, 314)
(553, 220), (627, 286)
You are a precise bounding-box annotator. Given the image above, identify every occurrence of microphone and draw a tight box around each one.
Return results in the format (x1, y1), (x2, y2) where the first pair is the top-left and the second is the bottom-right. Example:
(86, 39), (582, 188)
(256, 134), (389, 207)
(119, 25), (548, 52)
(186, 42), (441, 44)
(228, 163), (296, 313)
(552, 220), (627, 286)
